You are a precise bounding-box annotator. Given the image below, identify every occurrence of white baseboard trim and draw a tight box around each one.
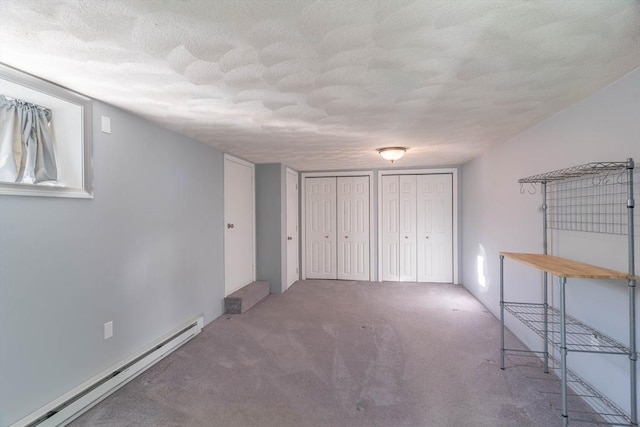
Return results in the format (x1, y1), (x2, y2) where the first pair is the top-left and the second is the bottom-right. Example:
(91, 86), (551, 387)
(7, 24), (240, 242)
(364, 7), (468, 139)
(11, 315), (204, 427)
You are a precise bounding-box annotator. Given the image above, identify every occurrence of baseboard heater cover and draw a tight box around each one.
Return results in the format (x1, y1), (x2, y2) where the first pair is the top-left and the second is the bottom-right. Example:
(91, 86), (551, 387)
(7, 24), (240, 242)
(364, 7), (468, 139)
(11, 315), (204, 427)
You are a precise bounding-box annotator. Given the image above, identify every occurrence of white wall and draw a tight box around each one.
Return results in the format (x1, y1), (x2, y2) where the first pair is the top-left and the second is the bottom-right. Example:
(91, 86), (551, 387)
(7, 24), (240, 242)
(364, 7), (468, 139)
(462, 68), (640, 414)
(0, 101), (225, 426)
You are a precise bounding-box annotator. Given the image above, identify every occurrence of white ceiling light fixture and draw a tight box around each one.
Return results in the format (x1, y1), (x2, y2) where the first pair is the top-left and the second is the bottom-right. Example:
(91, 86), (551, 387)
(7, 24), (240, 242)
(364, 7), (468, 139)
(378, 147), (407, 163)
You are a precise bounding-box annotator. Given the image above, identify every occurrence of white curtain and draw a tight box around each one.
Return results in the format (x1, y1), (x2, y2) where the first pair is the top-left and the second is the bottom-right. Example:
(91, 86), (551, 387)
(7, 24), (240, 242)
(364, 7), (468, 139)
(0, 95), (57, 184)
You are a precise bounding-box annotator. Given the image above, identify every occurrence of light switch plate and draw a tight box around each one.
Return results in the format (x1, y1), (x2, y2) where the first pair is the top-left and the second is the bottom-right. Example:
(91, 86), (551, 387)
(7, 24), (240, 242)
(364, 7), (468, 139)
(101, 116), (111, 133)
(104, 321), (113, 340)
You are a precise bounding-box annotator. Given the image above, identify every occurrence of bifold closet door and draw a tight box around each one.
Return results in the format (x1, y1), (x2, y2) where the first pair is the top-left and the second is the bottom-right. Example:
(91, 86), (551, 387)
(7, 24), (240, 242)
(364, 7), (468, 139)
(337, 176), (369, 281)
(381, 174), (452, 283)
(305, 177), (337, 279)
(417, 174), (453, 282)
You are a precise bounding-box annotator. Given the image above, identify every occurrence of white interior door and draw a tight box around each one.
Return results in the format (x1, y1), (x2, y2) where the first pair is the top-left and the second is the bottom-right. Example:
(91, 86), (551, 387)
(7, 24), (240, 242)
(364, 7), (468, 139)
(417, 174), (453, 282)
(286, 169), (299, 289)
(399, 175), (417, 281)
(305, 177), (337, 279)
(224, 155), (255, 296)
(337, 176), (370, 280)
(381, 175), (400, 281)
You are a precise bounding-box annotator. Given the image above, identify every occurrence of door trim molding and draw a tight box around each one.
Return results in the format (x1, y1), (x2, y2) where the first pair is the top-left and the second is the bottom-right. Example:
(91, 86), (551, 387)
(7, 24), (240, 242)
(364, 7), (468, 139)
(377, 168), (459, 284)
(301, 171), (375, 281)
(224, 154), (256, 296)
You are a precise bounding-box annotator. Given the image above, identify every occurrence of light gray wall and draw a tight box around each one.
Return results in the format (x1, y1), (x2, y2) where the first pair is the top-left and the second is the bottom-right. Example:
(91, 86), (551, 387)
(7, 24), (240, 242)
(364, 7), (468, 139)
(255, 163), (286, 294)
(0, 101), (225, 426)
(461, 68), (640, 413)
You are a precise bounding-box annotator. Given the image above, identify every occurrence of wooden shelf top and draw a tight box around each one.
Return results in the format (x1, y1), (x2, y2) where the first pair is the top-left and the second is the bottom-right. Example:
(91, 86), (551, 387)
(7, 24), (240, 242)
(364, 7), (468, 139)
(499, 252), (636, 280)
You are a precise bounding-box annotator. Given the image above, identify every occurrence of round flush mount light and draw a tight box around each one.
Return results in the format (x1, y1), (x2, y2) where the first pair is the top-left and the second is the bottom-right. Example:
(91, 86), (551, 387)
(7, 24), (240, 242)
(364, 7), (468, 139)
(378, 147), (407, 163)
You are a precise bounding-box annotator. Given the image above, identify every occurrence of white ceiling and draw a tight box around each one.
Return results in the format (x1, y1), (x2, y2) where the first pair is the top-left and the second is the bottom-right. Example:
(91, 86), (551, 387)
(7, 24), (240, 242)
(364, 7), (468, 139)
(0, 1), (638, 171)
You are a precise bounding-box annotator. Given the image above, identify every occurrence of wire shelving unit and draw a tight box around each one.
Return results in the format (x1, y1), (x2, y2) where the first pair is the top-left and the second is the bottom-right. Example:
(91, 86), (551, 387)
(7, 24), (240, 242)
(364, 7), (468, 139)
(499, 158), (637, 426)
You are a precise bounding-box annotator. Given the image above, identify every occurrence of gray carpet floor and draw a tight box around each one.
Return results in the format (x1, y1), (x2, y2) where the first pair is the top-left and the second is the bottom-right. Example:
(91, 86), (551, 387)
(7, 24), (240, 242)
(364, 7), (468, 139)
(71, 280), (601, 426)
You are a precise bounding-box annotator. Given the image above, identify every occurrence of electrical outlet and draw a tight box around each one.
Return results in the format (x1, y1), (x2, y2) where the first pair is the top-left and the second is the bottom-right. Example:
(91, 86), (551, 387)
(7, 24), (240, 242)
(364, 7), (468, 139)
(104, 321), (113, 340)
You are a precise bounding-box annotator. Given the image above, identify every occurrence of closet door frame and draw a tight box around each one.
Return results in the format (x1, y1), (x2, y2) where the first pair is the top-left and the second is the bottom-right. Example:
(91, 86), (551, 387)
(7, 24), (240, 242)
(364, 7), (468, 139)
(301, 171), (375, 281)
(377, 168), (459, 284)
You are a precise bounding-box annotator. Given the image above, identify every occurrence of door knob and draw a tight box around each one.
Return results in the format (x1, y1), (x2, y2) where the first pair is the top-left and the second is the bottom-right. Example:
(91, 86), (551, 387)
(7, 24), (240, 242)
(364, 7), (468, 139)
(287, 236), (293, 240)
(227, 223), (235, 229)
(405, 235), (408, 239)
(425, 236), (430, 239)
(325, 235), (329, 238)
(345, 236), (348, 239)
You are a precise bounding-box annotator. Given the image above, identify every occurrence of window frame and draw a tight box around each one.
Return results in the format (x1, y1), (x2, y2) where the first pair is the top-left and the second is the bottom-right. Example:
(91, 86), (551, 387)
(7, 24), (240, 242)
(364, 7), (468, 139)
(0, 63), (93, 198)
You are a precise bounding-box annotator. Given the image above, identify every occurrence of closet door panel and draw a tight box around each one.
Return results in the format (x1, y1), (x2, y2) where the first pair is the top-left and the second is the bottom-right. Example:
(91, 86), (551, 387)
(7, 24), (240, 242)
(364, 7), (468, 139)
(337, 176), (370, 280)
(337, 178), (353, 279)
(381, 175), (400, 281)
(305, 177), (337, 279)
(417, 174), (453, 282)
(399, 175), (417, 281)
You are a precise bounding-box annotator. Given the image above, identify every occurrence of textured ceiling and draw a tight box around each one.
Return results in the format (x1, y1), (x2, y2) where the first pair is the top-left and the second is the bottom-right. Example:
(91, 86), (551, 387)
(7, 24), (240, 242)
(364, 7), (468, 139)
(0, 1), (638, 171)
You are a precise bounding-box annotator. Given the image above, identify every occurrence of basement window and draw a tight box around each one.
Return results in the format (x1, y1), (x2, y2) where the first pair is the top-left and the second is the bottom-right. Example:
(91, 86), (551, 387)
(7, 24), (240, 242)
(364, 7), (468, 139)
(0, 63), (92, 198)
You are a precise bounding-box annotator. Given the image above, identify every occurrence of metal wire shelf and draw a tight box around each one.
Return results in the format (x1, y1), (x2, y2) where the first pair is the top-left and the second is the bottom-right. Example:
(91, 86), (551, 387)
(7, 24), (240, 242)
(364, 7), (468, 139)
(563, 367), (631, 426)
(507, 351), (632, 425)
(518, 162), (630, 184)
(503, 302), (629, 354)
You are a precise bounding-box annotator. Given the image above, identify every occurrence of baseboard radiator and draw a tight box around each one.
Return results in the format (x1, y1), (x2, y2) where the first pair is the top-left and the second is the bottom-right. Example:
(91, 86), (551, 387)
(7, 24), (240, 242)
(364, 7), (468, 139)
(11, 315), (204, 427)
